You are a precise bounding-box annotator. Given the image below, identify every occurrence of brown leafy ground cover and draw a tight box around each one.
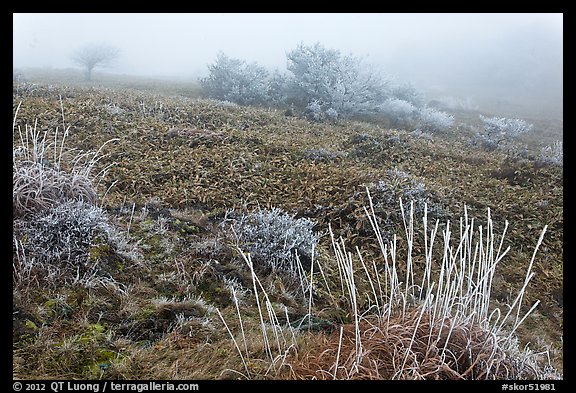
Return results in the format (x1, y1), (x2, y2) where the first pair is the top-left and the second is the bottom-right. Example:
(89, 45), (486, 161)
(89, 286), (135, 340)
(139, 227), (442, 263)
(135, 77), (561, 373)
(12, 73), (562, 379)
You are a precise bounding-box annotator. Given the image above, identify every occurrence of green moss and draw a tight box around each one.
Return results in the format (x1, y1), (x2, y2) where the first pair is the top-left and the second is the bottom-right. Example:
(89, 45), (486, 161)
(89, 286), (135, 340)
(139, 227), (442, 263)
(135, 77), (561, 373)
(89, 243), (112, 261)
(196, 280), (231, 308)
(173, 218), (201, 235)
(24, 320), (38, 330)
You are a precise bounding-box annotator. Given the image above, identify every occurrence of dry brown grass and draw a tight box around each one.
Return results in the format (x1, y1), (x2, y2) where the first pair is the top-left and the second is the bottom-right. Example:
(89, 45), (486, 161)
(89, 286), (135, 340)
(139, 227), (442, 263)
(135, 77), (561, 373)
(284, 309), (543, 380)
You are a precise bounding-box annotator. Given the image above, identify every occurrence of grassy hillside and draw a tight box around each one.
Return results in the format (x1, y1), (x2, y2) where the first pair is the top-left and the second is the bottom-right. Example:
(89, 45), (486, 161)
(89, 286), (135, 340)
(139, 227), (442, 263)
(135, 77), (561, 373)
(12, 72), (563, 380)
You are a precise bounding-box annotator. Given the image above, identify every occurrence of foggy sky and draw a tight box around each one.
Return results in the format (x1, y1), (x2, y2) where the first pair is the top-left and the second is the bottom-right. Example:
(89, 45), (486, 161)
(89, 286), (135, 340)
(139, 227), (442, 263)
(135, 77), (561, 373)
(13, 13), (563, 117)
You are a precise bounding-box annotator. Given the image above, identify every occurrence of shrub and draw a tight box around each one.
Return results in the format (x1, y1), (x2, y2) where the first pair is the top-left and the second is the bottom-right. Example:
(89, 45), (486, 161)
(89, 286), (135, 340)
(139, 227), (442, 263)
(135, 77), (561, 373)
(372, 169), (447, 220)
(222, 207), (320, 274)
(416, 106), (454, 133)
(200, 52), (270, 106)
(267, 70), (290, 107)
(391, 82), (425, 108)
(285, 42), (389, 119)
(378, 98), (418, 127)
(479, 115), (534, 138)
(16, 200), (111, 268)
(473, 115), (534, 151)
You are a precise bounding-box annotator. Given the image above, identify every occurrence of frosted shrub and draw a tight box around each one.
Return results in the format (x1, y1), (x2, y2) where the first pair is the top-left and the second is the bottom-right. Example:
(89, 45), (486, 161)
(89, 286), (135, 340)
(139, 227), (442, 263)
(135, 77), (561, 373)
(103, 103), (125, 115)
(479, 115), (534, 137)
(539, 140), (563, 167)
(303, 100), (339, 123)
(474, 115), (534, 151)
(200, 52), (270, 106)
(305, 99), (324, 122)
(223, 207), (320, 274)
(286, 42), (388, 119)
(391, 83), (425, 108)
(212, 100), (239, 108)
(267, 70), (290, 107)
(416, 106), (454, 133)
(325, 107), (339, 121)
(378, 98), (418, 126)
(372, 169), (447, 220)
(17, 200), (111, 267)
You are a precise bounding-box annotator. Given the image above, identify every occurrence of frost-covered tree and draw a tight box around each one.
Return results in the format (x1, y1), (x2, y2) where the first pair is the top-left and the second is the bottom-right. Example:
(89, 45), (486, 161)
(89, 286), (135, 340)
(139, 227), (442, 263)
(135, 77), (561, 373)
(285, 42), (389, 119)
(267, 69), (290, 107)
(71, 43), (120, 81)
(200, 52), (270, 106)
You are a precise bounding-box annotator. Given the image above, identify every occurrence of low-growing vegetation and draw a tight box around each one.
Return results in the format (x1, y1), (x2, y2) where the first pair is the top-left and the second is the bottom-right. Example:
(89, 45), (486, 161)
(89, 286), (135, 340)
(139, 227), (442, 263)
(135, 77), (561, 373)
(12, 70), (562, 380)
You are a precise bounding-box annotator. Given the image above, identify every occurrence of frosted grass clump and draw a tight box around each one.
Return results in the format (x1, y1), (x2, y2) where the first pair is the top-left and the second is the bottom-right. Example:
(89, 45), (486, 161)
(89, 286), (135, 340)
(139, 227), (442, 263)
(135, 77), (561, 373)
(539, 140), (563, 167)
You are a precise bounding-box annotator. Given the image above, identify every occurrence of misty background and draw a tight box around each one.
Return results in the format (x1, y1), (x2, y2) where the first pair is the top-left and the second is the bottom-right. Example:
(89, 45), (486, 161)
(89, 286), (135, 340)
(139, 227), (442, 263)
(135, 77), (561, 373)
(13, 13), (563, 119)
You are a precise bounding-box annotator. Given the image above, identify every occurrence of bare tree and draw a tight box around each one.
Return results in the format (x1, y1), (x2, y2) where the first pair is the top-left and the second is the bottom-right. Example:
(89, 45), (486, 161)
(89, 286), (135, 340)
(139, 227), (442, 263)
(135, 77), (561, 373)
(72, 43), (120, 81)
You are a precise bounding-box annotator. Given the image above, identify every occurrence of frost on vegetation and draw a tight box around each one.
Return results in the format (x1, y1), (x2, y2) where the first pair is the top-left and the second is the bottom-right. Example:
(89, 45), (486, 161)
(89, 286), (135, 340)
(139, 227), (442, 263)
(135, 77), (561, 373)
(370, 169), (447, 226)
(304, 99), (324, 122)
(539, 141), (563, 167)
(222, 207), (320, 275)
(480, 115), (534, 138)
(213, 99), (239, 108)
(152, 294), (216, 315)
(416, 106), (455, 133)
(410, 128), (434, 141)
(303, 147), (347, 162)
(102, 103), (125, 115)
(14, 200), (142, 279)
(325, 107), (339, 121)
(200, 52), (270, 106)
(13, 161), (98, 219)
(304, 100), (338, 122)
(473, 115), (534, 152)
(378, 98), (418, 124)
(222, 276), (251, 305)
(15, 200), (111, 267)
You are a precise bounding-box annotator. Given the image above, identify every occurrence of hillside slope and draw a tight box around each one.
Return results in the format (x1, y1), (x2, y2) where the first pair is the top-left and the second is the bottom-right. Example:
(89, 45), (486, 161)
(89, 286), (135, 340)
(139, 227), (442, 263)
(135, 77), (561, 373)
(12, 77), (563, 379)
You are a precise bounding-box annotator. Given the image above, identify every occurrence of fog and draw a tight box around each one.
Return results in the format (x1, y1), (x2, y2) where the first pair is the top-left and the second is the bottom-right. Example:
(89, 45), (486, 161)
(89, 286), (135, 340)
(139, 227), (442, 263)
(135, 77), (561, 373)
(13, 13), (562, 119)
